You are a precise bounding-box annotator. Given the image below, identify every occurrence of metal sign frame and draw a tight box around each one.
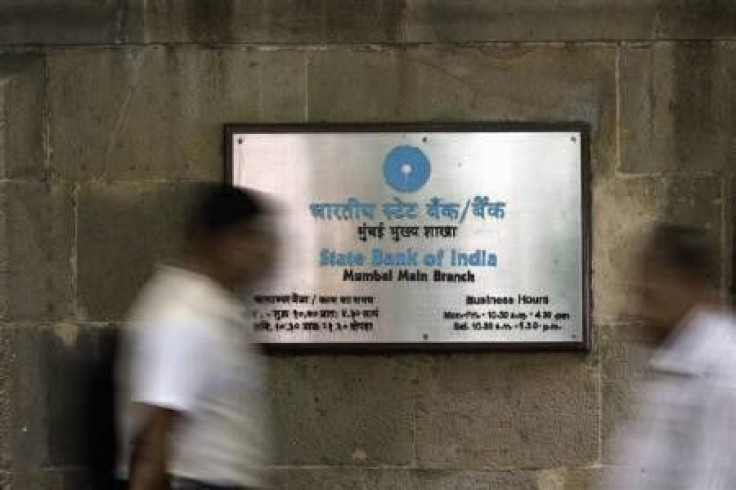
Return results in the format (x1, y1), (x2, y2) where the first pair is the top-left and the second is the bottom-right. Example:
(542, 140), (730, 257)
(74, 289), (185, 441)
(225, 122), (591, 351)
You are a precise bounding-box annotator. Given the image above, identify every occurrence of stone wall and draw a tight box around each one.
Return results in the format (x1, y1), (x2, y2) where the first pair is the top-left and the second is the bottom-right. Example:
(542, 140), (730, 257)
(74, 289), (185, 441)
(0, 2), (734, 489)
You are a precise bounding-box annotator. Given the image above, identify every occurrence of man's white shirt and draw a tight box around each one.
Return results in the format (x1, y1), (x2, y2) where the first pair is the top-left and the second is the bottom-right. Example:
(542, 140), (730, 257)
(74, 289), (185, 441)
(606, 308), (736, 490)
(116, 266), (269, 487)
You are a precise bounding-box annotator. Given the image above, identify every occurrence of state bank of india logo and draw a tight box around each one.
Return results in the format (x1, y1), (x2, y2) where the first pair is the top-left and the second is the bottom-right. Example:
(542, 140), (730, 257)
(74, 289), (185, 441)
(383, 145), (431, 193)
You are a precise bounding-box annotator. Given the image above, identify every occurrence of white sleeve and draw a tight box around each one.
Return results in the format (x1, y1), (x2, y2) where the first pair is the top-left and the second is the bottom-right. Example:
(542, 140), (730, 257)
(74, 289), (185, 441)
(699, 373), (736, 489)
(130, 322), (209, 413)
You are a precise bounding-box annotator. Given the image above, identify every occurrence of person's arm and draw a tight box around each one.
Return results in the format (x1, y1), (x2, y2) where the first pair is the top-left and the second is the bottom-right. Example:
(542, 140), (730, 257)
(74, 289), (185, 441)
(697, 369), (736, 488)
(128, 322), (207, 490)
(128, 407), (179, 490)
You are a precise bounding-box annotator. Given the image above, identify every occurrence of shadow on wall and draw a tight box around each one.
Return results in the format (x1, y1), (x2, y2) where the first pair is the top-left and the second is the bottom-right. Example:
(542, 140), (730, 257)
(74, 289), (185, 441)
(9, 325), (121, 489)
(72, 327), (120, 489)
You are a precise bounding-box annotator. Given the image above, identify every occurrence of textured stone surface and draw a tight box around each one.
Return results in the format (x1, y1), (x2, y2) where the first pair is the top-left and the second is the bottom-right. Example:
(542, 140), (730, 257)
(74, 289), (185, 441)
(0, 471), (11, 489)
(620, 43), (736, 174)
(414, 352), (598, 469)
(77, 182), (204, 321)
(271, 468), (540, 490)
(404, 1), (736, 42)
(143, 0), (736, 44)
(0, 327), (11, 471)
(5, 468), (95, 490)
(538, 466), (604, 489)
(49, 47), (307, 182)
(49, 45), (616, 181)
(663, 177), (725, 290)
(2, 1), (735, 487)
(0, 0), (143, 45)
(0, 55), (45, 180)
(267, 355), (418, 466)
(3, 1), (736, 46)
(599, 324), (653, 464)
(145, 0), (406, 44)
(592, 176), (723, 320)
(0, 183), (74, 322)
(732, 178), (735, 304)
(5, 324), (118, 485)
(307, 45), (616, 179)
(7, 326), (51, 471)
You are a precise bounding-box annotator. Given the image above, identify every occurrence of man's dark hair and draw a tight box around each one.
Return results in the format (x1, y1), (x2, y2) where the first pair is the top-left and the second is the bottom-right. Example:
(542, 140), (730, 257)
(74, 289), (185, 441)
(648, 222), (717, 285)
(186, 184), (269, 241)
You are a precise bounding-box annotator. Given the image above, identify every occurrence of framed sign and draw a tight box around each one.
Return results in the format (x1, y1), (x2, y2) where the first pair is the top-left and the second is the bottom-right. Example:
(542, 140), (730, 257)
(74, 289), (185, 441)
(226, 123), (590, 350)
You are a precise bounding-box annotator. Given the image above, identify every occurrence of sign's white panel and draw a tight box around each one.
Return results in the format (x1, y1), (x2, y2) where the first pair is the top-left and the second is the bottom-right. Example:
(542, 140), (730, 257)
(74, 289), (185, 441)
(228, 126), (590, 349)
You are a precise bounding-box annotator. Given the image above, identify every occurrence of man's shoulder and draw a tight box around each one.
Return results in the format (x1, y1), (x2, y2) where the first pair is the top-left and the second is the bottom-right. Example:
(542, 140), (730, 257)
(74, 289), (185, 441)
(125, 266), (242, 349)
(700, 311), (736, 374)
(703, 310), (736, 343)
(128, 267), (202, 321)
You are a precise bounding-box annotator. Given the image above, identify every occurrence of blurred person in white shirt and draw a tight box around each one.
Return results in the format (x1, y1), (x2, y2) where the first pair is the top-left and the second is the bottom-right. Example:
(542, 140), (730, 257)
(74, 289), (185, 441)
(116, 184), (276, 490)
(605, 223), (736, 490)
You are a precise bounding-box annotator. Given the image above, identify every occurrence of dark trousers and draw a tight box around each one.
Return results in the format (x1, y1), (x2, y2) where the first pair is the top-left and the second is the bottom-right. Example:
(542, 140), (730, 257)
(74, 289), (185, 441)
(116, 478), (253, 490)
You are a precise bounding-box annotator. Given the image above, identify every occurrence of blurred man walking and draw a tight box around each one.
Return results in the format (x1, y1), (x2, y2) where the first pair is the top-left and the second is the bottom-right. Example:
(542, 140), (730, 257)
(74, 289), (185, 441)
(605, 223), (736, 489)
(116, 184), (276, 490)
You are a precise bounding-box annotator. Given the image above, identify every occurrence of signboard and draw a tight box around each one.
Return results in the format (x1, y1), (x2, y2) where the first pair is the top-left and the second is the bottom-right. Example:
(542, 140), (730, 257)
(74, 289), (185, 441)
(227, 124), (590, 350)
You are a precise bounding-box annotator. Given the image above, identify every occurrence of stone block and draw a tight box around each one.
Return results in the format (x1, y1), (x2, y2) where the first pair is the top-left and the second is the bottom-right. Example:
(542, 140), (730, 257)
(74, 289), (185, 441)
(77, 182), (204, 321)
(403, 0), (736, 42)
(0, 55), (45, 180)
(620, 43), (736, 174)
(49, 47), (307, 182)
(0, 0), (143, 45)
(414, 352), (598, 470)
(7, 326), (51, 471)
(270, 468), (540, 490)
(598, 324), (653, 464)
(267, 355), (417, 466)
(592, 176), (723, 320)
(0, 183), (74, 322)
(145, 0), (405, 44)
(307, 45), (617, 179)
(5, 324), (118, 480)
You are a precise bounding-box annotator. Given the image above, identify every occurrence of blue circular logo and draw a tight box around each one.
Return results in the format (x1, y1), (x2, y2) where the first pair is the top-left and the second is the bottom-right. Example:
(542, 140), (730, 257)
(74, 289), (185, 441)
(383, 145), (431, 193)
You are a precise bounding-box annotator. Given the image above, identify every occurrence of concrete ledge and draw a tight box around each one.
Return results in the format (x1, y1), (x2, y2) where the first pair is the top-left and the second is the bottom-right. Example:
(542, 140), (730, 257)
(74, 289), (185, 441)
(0, 0), (143, 45)
(143, 0), (736, 45)
(3, 0), (736, 46)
